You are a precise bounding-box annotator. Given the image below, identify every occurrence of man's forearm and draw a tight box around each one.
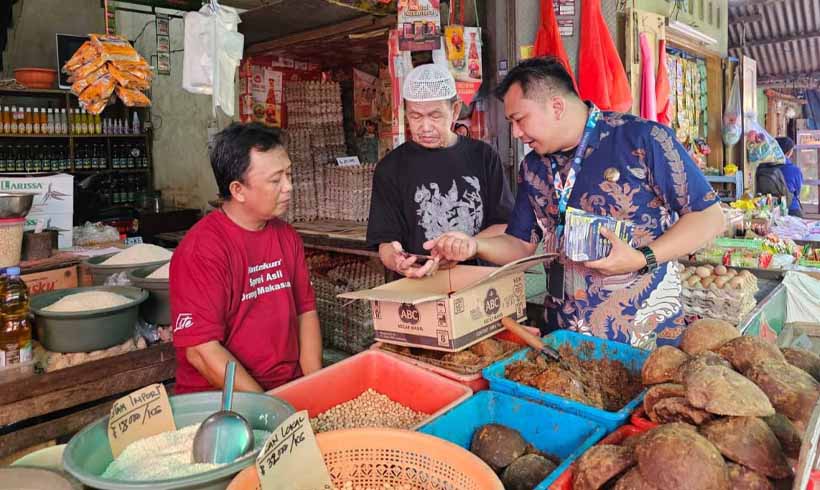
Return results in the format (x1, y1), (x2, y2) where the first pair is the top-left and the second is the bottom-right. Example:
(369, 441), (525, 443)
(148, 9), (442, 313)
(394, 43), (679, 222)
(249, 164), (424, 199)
(185, 341), (263, 392)
(298, 311), (322, 376)
(476, 223), (508, 238)
(476, 234), (537, 265)
(649, 203), (725, 263)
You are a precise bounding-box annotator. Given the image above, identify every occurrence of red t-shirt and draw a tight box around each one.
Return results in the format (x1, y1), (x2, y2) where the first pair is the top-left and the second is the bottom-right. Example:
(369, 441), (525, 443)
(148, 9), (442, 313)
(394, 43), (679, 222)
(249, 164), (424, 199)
(170, 211), (316, 394)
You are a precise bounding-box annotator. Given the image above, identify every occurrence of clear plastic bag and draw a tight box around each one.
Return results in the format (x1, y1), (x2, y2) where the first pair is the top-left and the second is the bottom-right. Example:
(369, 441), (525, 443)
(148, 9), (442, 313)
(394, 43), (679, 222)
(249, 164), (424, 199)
(722, 71), (742, 146)
(744, 116), (785, 166)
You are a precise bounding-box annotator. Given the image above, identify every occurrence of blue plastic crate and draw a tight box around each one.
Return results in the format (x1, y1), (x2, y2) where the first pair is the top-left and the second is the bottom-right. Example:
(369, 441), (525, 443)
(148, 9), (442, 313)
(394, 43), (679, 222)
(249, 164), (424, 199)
(482, 330), (649, 431)
(418, 390), (606, 490)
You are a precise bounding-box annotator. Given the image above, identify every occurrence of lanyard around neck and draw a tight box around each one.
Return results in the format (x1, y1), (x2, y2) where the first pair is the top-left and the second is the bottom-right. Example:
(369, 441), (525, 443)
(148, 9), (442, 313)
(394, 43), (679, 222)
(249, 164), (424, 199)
(549, 106), (601, 240)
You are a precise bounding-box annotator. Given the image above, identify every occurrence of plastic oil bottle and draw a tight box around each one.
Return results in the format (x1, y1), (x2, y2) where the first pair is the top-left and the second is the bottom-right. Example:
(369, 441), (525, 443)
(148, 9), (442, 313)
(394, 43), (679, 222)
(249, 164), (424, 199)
(0, 267), (32, 368)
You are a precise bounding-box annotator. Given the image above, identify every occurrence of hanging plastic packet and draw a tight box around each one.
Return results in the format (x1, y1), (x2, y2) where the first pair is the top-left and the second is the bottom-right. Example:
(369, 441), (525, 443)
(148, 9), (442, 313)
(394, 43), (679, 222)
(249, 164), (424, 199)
(563, 207), (635, 262)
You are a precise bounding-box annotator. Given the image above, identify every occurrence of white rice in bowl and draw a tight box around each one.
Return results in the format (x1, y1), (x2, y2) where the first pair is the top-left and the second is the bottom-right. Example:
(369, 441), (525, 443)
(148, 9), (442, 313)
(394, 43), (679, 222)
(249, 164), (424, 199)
(103, 244), (172, 266)
(43, 291), (132, 312)
(147, 262), (170, 280)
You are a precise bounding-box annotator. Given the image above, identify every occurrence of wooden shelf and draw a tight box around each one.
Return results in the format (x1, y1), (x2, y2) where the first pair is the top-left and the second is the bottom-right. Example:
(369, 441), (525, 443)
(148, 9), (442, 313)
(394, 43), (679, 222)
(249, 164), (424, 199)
(73, 134), (148, 138)
(0, 87), (68, 96)
(0, 134), (70, 138)
(72, 168), (150, 174)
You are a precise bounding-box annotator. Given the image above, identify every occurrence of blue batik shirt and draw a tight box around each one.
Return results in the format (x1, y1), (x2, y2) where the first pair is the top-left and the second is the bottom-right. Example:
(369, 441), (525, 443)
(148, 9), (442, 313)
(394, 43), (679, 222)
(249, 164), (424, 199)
(506, 108), (720, 349)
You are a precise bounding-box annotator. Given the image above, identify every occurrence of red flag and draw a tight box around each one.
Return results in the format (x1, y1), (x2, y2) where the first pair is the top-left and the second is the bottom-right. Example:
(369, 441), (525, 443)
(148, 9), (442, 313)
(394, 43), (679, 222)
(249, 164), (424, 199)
(578, 0), (632, 112)
(534, 0), (576, 86)
(655, 39), (672, 126)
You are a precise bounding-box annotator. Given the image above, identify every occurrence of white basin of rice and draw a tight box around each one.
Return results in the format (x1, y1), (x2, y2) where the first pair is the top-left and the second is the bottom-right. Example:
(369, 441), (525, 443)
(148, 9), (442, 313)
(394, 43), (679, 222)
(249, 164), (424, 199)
(147, 262), (170, 280)
(103, 244), (172, 266)
(43, 291), (132, 312)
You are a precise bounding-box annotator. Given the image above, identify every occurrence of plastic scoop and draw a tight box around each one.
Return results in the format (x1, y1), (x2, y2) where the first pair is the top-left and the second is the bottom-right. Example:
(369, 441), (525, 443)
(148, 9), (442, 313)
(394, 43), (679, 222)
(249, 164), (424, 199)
(192, 361), (254, 464)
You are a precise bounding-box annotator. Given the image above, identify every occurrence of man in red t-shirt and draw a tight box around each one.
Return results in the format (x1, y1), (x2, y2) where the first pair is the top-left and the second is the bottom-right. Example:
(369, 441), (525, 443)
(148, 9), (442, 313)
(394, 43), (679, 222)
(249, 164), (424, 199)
(170, 122), (322, 394)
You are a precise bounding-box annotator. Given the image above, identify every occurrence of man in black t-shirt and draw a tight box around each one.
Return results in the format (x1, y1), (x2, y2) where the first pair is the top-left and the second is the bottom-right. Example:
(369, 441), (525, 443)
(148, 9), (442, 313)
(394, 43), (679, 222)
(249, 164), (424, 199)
(367, 64), (514, 277)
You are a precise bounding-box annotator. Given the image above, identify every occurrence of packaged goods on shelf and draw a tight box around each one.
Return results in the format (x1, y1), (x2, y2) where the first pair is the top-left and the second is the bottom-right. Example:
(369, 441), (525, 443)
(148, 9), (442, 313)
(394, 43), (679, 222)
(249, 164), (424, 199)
(63, 34), (153, 114)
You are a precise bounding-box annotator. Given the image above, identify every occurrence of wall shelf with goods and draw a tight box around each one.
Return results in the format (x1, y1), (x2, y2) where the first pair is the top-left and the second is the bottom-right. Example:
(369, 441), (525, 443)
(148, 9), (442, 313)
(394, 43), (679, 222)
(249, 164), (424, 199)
(0, 88), (153, 209)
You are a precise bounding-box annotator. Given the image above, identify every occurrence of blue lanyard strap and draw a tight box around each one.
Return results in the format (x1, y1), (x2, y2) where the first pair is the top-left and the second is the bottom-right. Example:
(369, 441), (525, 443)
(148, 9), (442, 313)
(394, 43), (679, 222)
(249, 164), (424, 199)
(549, 105), (601, 240)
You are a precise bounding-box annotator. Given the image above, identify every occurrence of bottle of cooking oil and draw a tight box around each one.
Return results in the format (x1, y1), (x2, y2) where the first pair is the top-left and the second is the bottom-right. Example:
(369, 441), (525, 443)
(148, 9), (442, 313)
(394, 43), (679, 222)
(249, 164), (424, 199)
(0, 267), (31, 368)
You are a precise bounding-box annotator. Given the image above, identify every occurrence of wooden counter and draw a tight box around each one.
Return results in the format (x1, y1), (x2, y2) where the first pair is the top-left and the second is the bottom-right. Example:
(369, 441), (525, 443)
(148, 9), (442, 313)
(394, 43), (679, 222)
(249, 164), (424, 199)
(0, 342), (175, 460)
(292, 220), (375, 258)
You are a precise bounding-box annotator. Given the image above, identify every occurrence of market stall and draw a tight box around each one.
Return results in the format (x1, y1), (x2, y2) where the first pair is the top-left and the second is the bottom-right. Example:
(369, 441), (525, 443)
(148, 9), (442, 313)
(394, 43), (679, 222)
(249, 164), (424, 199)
(2, 0), (820, 489)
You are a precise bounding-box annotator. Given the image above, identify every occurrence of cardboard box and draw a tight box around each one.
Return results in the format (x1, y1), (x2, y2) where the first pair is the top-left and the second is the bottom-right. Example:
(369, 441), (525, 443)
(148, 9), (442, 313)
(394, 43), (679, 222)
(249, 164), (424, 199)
(339, 255), (552, 351)
(25, 213), (73, 249)
(22, 265), (78, 296)
(0, 173), (74, 215)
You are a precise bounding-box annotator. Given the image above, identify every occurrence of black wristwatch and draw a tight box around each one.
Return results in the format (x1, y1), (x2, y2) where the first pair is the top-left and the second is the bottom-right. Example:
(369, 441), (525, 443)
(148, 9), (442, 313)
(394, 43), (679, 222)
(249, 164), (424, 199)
(637, 246), (658, 274)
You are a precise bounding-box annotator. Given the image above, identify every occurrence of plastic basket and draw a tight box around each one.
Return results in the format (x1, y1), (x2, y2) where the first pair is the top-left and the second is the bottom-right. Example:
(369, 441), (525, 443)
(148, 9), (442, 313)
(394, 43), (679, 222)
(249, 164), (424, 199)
(713, 237), (764, 249)
(268, 350), (473, 430)
(228, 429), (503, 490)
(483, 330), (649, 431)
(371, 327), (539, 392)
(550, 424), (649, 490)
(418, 391), (606, 489)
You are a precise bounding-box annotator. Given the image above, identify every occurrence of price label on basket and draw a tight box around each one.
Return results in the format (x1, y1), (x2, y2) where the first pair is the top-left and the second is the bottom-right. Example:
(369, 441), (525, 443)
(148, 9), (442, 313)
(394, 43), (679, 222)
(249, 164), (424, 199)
(256, 410), (333, 490)
(107, 383), (176, 457)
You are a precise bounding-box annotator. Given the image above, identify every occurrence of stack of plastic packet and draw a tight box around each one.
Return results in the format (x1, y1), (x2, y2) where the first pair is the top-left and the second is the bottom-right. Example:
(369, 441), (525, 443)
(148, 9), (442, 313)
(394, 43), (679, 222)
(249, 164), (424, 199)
(63, 34), (153, 114)
(563, 207), (635, 261)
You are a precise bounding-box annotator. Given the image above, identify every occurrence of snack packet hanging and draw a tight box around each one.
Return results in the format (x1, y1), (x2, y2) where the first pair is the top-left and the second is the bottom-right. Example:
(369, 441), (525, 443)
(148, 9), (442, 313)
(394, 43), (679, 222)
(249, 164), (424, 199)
(90, 33), (142, 63)
(111, 60), (153, 80)
(115, 86), (151, 107)
(563, 207), (635, 261)
(63, 41), (101, 73)
(71, 66), (109, 96)
(67, 57), (107, 84)
(108, 63), (150, 90)
(79, 74), (116, 113)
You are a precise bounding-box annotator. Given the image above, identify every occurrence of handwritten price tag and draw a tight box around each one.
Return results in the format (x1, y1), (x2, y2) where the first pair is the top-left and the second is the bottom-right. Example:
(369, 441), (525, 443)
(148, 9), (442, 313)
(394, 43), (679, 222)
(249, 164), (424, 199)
(107, 383), (176, 457)
(256, 410), (333, 490)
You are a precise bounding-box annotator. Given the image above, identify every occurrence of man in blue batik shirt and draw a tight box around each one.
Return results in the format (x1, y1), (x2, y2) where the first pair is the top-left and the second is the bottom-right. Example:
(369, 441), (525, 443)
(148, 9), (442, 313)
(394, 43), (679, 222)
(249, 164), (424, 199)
(776, 136), (804, 217)
(425, 58), (725, 349)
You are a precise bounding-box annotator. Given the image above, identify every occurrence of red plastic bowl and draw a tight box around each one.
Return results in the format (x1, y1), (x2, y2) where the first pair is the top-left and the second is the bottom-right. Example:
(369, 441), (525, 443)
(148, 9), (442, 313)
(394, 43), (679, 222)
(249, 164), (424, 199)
(14, 68), (58, 89)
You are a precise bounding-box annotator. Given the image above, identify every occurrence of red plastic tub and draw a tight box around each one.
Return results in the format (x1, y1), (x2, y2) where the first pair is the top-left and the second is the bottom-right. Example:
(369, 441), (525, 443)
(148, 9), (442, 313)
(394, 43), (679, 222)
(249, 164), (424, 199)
(629, 407), (659, 431)
(268, 350), (473, 429)
(371, 326), (539, 392)
(550, 424), (649, 490)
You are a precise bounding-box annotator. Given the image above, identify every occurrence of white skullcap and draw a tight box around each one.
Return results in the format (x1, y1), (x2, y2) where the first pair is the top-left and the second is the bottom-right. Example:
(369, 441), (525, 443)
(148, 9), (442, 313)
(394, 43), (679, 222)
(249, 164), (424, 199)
(402, 63), (457, 102)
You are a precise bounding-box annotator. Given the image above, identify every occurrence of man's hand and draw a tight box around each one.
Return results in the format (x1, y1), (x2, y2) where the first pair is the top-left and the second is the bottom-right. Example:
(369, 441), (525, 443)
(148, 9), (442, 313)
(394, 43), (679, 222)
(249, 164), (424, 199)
(423, 231), (478, 262)
(383, 241), (440, 278)
(584, 228), (647, 276)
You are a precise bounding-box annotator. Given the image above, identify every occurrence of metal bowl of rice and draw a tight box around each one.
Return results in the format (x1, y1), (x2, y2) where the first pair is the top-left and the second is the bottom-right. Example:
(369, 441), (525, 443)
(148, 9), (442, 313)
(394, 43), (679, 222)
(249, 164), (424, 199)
(31, 286), (149, 353)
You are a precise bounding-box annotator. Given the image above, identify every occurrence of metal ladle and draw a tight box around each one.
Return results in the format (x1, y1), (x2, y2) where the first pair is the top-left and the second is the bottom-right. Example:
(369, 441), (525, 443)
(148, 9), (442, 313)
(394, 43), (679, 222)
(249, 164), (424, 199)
(192, 361), (254, 464)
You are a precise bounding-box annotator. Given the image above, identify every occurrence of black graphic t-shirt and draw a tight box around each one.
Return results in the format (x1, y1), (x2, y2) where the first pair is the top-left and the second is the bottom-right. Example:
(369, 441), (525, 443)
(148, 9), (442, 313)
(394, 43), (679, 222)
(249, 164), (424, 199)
(367, 137), (514, 255)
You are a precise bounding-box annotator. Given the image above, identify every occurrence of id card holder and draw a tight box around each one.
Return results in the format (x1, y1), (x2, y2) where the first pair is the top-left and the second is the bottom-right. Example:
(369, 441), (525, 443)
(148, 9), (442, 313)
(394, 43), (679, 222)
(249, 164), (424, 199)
(547, 260), (565, 300)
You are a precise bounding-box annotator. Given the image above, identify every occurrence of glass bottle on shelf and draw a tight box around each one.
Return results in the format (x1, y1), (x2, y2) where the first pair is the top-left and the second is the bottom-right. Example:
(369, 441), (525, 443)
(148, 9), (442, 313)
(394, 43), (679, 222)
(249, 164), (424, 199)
(46, 108), (54, 135)
(94, 113), (102, 135)
(23, 108), (32, 135)
(15, 144), (25, 172)
(41, 145), (51, 172)
(2, 106), (10, 135)
(0, 144), (7, 172)
(9, 106), (18, 135)
(59, 108), (67, 135)
(132, 112), (141, 135)
(31, 108), (39, 135)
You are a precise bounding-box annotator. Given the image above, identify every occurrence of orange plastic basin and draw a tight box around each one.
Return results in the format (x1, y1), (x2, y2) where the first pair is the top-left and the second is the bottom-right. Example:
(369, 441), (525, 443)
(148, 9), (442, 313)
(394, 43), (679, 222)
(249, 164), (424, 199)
(268, 350), (472, 428)
(229, 429), (503, 490)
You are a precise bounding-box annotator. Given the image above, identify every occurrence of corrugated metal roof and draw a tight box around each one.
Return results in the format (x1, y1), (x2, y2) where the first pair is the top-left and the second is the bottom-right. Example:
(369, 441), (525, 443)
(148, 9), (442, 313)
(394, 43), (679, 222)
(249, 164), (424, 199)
(729, 0), (820, 83)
